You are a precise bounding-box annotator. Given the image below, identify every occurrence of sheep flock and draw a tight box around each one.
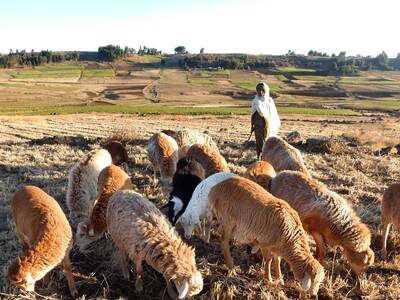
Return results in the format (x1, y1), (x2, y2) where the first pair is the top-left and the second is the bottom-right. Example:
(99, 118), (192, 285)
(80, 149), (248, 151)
(1, 120), (400, 300)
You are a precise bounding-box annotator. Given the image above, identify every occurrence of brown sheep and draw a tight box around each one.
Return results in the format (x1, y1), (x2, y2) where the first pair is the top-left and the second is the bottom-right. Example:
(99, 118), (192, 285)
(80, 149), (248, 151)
(208, 176), (324, 296)
(7, 186), (77, 296)
(270, 170), (374, 275)
(243, 161), (276, 190)
(186, 143), (229, 178)
(262, 136), (311, 177)
(381, 183), (400, 260)
(107, 190), (203, 299)
(104, 140), (129, 166)
(147, 132), (179, 196)
(76, 165), (133, 251)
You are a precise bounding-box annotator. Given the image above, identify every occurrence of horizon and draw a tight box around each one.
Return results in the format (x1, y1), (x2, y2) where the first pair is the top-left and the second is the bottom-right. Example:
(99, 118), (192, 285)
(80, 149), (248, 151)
(1, 0), (399, 57)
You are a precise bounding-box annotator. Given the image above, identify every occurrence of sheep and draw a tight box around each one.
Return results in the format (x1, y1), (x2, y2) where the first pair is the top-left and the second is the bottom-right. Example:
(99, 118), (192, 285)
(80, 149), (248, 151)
(106, 190), (203, 299)
(76, 164), (133, 251)
(167, 158), (205, 225)
(208, 176), (324, 296)
(66, 148), (112, 228)
(174, 128), (218, 150)
(243, 161), (276, 191)
(147, 132), (179, 196)
(176, 172), (236, 242)
(7, 186), (77, 296)
(186, 143), (229, 178)
(104, 140), (129, 166)
(261, 136), (311, 177)
(270, 170), (374, 275)
(381, 183), (400, 260)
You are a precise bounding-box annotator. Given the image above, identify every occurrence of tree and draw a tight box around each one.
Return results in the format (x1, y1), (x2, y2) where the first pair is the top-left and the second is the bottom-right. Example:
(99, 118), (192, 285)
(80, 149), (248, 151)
(174, 46), (186, 54)
(200, 48), (204, 54)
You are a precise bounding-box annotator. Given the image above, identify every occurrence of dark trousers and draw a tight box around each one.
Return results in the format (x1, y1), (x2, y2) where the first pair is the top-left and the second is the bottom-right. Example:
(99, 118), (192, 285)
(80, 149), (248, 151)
(251, 112), (269, 159)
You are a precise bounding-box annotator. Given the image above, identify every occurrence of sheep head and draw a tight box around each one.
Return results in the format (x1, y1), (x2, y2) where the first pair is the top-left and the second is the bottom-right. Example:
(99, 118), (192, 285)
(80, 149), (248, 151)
(76, 221), (103, 251)
(7, 258), (35, 292)
(176, 215), (196, 239)
(300, 259), (324, 296)
(160, 178), (173, 196)
(167, 271), (203, 299)
(344, 247), (375, 275)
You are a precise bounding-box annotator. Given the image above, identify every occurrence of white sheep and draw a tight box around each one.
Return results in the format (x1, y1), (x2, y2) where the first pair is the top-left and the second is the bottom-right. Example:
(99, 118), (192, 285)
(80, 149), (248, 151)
(174, 128), (218, 150)
(381, 183), (400, 260)
(176, 172), (236, 242)
(262, 136), (311, 177)
(186, 143), (230, 178)
(106, 190), (203, 299)
(76, 164), (132, 251)
(66, 148), (112, 228)
(208, 176), (324, 296)
(147, 132), (179, 196)
(270, 170), (374, 275)
(7, 186), (77, 296)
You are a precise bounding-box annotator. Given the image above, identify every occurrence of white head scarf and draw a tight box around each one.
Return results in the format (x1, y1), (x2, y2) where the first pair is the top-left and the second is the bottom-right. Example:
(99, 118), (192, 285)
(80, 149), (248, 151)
(251, 82), (281, 137)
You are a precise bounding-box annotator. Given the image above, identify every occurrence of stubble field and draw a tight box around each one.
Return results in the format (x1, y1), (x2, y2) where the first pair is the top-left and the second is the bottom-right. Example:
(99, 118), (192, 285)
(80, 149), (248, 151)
(1, 113), (400, 299)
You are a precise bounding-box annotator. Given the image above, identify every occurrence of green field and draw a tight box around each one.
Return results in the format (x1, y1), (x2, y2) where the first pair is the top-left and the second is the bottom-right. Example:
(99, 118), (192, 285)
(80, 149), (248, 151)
(294, 75), (336, 82)
(338, 78), (400, 85)
(232, 80), (280, 92)
(82, 69), (114, 78)
(11, 64), (84, 79)
(341, 100), (400, 111)
(188, 79), (215, 86)
(278, 67), (317, 73)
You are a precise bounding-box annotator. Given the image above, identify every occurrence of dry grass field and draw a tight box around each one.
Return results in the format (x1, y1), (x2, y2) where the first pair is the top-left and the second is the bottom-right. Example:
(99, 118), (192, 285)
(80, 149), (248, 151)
(1, 113), (400, 299)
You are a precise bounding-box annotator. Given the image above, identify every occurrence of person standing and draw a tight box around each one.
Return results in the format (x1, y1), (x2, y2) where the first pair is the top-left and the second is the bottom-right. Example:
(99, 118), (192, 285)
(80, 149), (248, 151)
(250, 82), (281, 160)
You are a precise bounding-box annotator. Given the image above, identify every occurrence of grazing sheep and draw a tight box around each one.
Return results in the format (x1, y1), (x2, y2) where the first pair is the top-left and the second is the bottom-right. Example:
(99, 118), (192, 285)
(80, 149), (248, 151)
(7, 186), (77, 296)
(243, 161), (276, 191)
(76, 165), (133, 251)
(270, 170), (374, 275)
(381, 183), (400, 260)
(208, 176), (324, 296)
(178, 144), (191, 160)
(147, 132), (179, 196)
(176, 172), (236, 242)
(174, 128), (218, 150)
(262, 136), (311, 177)
(186, 144), (230, 178)
(104, 140), (129, 166)
(66, 148), (112, 228)
(167, 158), (205, 225)
(107, 190), (203, 299)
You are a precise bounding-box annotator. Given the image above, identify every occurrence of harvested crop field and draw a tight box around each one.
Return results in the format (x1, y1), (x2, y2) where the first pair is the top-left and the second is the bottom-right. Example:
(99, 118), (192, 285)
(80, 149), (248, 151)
(1, 113), (400, 300)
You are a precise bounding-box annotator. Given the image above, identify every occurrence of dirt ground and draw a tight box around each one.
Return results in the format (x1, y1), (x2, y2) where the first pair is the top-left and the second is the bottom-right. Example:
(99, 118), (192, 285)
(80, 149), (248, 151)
(1, 113), (400, 299)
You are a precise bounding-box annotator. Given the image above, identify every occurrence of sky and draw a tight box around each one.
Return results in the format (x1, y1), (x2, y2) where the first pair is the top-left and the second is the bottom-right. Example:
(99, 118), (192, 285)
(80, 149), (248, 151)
(1, 0), (399, 57)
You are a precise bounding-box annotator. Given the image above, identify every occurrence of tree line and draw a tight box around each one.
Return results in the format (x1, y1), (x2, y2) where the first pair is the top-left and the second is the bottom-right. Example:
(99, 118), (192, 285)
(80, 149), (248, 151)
(0, 50), (80, 68)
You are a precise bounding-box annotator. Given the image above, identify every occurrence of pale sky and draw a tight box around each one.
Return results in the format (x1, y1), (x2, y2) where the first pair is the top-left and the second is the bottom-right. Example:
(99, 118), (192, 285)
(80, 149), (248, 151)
(1, 0), (399, 57)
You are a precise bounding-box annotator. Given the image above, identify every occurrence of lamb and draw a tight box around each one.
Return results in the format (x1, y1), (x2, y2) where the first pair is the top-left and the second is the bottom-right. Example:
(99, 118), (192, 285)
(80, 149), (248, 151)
(107, 190), (203, 299)
(208, 176), (324, 296)
(7, 186), (77, 296)
(174, 128), (218, 150)
(176, 172), (236, 242)
(243, 161), (276, 191)
(76, 165), (133, 251)
(186, 143), (230, 178)
(167, 158), (205, 225)
(262, 136), (311, 177)
(66, 148), (112, 228)
(147, 132), (179, 196)
(104, 140), (129, 166)
(270, 170), (374, 275)
(381, 183), (400, 260)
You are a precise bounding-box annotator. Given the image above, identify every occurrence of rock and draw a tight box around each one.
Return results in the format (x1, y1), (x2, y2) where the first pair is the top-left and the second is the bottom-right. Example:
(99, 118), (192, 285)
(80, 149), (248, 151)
(302, 137), (350, 154)
(285, 130), (303, 145)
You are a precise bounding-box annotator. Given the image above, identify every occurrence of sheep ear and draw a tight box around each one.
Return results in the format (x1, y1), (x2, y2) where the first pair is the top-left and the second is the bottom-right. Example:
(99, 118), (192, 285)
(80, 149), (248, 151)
(176, 280), (189, 299)
(363, 252), (369, 264)
(301, 272), (311, 291)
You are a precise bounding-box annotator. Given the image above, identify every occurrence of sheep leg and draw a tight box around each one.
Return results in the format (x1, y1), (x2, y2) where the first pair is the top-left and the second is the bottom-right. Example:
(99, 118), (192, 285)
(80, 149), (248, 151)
(202, 220), (212, 243)
(221, 228), (234, 269)
(382, 222), (391, 260)
(115, 249), (130, 279)
(273, 256), (284, 284)
(63, 254), (77, 297)
(133, 256), (143, 292)
(311, 231), (326, 262)
(260, 247), (273, 282)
